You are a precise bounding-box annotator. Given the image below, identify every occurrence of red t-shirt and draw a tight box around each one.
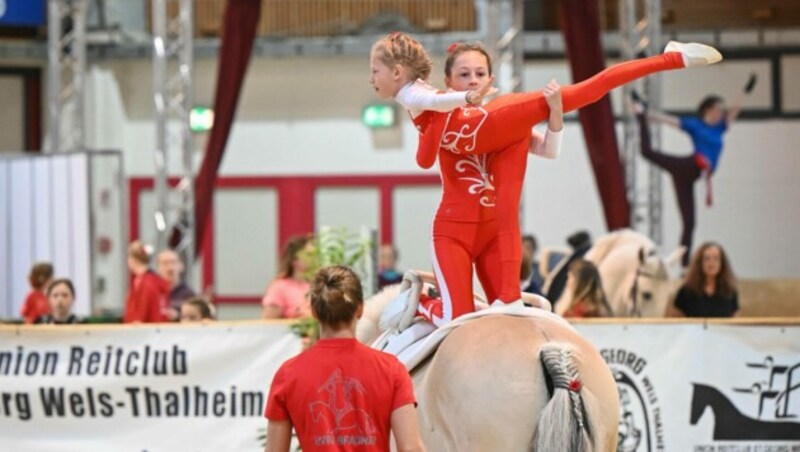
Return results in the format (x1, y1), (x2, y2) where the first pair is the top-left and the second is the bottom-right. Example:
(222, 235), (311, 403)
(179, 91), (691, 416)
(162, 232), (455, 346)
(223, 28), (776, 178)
(123, 271), (170, 323)
(265, 338), (416, 451)
(21, 290), (50, 324)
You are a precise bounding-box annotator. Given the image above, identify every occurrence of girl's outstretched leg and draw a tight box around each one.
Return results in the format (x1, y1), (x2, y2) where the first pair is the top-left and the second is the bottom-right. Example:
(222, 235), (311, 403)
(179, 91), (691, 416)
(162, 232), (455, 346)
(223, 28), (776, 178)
(436, 44), (719, 156)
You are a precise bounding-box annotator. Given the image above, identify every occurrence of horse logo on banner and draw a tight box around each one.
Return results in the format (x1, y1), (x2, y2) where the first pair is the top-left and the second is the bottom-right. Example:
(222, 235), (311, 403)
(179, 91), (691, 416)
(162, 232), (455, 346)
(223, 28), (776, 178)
(690, 355), (800, 441)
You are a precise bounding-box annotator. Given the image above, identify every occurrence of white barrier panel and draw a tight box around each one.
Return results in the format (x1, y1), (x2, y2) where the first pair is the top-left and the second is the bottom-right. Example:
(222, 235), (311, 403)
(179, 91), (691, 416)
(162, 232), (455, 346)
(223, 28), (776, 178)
(2, 321), (798, 451)
(1, 151), (125, 319)
(0, 322), (301, 452)
(573, 322), (800, 452)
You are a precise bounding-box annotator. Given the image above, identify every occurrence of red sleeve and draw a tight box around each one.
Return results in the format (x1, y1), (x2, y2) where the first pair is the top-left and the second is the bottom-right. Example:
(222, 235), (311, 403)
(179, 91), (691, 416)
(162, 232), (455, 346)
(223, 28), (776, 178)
(415, 113), (445, 170)
(265, 366), (290, 421)
(416, 139), (438, 169)
(143, 280), (167, 323)
(391, 359), (417, 410)
(21, 293), (34, 323)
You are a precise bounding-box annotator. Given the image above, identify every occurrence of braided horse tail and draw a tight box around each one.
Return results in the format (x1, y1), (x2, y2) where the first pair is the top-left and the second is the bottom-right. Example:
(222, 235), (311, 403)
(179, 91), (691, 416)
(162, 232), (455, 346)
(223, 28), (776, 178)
(533, 344), (596, 452)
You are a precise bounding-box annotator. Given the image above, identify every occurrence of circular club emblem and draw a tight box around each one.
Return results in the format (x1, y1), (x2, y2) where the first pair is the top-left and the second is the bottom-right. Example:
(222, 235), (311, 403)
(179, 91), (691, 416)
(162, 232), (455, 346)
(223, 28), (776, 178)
(601, 348), (665, 452)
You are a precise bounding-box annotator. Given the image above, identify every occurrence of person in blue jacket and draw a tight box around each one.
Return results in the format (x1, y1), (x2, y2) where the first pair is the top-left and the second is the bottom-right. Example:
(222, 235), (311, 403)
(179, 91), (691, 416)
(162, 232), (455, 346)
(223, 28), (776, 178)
(632, 74), (756, 267)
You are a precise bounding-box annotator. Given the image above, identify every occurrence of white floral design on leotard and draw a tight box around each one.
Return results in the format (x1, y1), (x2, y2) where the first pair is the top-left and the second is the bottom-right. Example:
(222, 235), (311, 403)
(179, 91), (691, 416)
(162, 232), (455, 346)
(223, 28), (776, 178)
(440, 106), (488, 154)
(455, 155), (495, 207)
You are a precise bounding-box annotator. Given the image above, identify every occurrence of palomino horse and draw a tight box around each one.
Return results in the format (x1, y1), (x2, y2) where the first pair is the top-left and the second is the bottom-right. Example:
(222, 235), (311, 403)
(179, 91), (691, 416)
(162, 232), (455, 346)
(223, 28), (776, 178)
(358, 283), (620, 452)
(554, 229), (684, 317)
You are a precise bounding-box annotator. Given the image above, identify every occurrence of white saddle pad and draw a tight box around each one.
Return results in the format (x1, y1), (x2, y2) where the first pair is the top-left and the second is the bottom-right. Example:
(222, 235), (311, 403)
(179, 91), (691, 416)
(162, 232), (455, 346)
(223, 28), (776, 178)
(374, 301), (575, 371)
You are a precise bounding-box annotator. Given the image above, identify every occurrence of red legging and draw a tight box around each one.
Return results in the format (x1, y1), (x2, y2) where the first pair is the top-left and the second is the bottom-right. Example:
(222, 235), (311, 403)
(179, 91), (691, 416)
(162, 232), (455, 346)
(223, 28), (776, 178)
(420, 52), (686, 308)
(428, 219), (504, 326)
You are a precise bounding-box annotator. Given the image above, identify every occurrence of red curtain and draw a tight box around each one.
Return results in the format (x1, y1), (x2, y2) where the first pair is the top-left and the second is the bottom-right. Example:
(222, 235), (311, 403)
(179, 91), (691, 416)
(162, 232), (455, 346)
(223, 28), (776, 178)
(559, 0), (630, 230)
(187, 0), (262, 255)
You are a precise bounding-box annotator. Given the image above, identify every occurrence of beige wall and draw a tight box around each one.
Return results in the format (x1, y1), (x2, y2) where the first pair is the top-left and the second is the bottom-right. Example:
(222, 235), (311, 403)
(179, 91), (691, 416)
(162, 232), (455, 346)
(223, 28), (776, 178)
(0, 75), (24, 152)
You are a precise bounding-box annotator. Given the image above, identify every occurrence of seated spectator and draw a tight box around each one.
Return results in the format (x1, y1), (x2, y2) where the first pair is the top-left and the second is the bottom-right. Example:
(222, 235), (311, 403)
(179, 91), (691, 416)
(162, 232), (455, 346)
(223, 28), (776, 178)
(668, 242), (738, 318)
(521, 234), (544, 294)
(124, 241), (171, 323)
(563, 260), (612, 318)
(21, 262), (54, 324)
(36, 278), (82, 324)
(378, 244), (403, 289)
(180, 297), (215, 322)
(545, 230), (593, 303)
(520, 252), (542, 296)
(262, 235), (315, 319)
(156, 249), (195, 320)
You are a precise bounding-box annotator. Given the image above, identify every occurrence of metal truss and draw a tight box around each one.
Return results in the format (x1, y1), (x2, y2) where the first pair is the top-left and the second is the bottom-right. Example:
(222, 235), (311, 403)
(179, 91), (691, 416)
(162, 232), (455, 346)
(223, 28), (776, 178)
(619, 0), (663, 243)
(482, 0), (524, 94)
(151, 0), (195, 268)
(47, 0), (88, 152)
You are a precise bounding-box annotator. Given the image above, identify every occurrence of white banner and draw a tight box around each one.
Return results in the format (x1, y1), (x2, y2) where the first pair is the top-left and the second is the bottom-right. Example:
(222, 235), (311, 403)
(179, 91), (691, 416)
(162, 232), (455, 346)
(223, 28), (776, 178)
(2, 321), (798, 451)
(574, 322), (800, 452)
(0, 322), (301, 452)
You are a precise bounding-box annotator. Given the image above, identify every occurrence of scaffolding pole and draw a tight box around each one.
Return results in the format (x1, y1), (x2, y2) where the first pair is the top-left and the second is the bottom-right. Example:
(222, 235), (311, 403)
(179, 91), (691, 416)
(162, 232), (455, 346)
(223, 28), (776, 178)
(619, 0), (663, 243)
(151, 0), (195, 269)
(47, 0), (88, 152)
(483, 0), (524, 94)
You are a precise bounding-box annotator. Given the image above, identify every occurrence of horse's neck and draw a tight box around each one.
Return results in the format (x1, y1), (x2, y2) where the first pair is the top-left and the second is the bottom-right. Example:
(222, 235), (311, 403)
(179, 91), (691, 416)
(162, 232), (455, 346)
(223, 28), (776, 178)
(702, 386), (738, 422)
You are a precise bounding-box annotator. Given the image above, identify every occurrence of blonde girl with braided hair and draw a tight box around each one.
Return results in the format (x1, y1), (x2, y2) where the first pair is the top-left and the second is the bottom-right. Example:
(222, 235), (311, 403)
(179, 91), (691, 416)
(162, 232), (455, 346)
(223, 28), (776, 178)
(369, 32), (496, 136)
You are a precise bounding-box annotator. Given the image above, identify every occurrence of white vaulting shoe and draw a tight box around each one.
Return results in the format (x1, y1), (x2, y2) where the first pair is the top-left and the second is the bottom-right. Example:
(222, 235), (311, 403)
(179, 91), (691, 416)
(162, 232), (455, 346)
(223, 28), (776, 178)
(664, 41), (723, 67)
(490, 299), (528, 313)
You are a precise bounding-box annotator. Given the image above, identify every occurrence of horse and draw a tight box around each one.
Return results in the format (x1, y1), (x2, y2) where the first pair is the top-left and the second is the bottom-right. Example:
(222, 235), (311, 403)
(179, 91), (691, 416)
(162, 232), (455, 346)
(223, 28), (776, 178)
(690, 383), (800, 441)
(357, 282), (620, 451)
(552, 229), (684, 317)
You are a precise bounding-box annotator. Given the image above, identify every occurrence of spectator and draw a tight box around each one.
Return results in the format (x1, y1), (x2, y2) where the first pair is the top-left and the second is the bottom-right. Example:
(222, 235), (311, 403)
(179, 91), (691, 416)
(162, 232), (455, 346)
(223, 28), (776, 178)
(180, 297), (215, 322)
(668, 242), (738, 318)
(545, 230), (593, 303)
(563, 260), (612, 318)
(156, 249), (195, 320)
(36, 278), (82, 324)
(123, 241), (170, 323)
(378, 244), (403, 289)
(21, 262), (54, 324)
(262, 235), (314, 319)
(521, 234), (543, 295)
(264, 265), (425, 452)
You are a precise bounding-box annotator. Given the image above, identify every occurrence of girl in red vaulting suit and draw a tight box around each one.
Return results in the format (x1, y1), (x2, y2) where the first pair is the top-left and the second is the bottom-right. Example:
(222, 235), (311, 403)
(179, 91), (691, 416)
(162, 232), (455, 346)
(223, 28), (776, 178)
(417, 45), (565, 326)
(370, 33), (723, 325)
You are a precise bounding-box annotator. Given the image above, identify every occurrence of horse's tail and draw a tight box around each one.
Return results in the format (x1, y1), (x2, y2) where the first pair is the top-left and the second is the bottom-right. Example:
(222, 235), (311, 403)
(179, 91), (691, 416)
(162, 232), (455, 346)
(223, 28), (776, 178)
(533, 344), (595, 452)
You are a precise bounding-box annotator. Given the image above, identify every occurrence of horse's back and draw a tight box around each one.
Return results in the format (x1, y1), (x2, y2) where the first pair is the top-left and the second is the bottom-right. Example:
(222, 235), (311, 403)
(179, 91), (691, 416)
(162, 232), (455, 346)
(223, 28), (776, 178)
(420, 315), (619, 451)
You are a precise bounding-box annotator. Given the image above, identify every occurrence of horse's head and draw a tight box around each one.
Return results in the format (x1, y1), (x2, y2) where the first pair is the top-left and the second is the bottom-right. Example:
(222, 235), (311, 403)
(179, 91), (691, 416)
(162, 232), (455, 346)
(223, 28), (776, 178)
(690, 383), (710, 425)
(628, 245), (685, 317)
(356, 284), (402, 345)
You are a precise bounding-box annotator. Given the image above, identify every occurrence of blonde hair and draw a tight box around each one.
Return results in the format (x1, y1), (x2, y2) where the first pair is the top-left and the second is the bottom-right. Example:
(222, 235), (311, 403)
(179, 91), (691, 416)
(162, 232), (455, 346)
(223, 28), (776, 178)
(128, 241), (151, 265)
(371, 32), (433, 81)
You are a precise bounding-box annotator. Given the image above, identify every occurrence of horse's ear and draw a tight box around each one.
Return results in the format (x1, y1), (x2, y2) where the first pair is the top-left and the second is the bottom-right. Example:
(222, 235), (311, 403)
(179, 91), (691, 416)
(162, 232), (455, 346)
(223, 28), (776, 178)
(664, 246), (687, 268)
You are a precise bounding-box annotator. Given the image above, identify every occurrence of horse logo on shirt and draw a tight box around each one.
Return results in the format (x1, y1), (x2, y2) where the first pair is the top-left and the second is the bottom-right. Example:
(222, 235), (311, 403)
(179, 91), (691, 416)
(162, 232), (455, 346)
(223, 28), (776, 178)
(309, 369), (377, 438)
